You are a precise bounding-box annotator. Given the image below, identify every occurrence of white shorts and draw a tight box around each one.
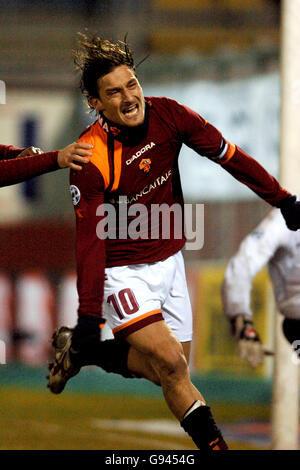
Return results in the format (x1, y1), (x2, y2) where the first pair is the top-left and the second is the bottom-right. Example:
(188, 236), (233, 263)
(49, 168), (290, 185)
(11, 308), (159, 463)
(102, 251), (193, 342)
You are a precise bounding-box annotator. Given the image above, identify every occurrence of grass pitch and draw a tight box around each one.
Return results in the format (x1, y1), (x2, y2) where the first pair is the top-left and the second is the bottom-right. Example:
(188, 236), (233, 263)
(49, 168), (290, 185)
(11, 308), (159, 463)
(0, 385), (269, 450)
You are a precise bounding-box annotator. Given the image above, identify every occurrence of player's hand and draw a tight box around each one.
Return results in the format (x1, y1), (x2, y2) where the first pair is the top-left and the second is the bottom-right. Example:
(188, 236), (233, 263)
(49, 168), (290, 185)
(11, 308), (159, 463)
(279, 194), (300, 231)
(57, 142), (93, 171)
(17, 146), (43, 158)
(231, 314), (264, 368)
(71, 315), (105, 352)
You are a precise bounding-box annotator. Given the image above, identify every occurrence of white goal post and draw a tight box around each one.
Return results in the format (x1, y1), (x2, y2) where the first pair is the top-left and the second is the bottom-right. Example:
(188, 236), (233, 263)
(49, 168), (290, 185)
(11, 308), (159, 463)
(271, 0), (300, 450)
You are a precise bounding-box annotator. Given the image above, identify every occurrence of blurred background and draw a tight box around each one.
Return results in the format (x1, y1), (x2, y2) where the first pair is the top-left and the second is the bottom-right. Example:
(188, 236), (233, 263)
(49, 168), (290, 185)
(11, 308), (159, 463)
(0, 0), (284, 450)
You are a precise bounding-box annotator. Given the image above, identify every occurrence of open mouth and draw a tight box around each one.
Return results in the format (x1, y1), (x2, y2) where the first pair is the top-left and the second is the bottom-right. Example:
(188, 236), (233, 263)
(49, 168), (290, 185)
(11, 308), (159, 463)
(122, 104), (139, 117)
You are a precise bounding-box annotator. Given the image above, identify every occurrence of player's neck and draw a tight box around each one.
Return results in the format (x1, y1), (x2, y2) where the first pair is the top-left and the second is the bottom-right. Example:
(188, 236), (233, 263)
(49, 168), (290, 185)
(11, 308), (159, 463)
(98, 100), (150, 144)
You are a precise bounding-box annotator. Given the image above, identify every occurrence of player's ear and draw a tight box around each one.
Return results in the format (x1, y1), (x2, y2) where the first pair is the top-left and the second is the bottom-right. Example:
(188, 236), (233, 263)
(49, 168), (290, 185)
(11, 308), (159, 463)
(89, 96), (103, 111)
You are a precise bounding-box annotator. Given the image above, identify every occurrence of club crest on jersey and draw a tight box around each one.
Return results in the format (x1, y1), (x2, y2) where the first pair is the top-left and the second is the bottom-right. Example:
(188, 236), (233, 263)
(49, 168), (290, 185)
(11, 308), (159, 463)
(70, 185), (81, 206)
(139, 158), (152, 174)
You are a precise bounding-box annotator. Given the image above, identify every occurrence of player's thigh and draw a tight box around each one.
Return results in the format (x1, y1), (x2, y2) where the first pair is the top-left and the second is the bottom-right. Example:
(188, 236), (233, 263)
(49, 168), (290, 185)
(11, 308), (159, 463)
(127, 346), (161, 384)
(127, 339), (191, 383)
(126, 319), (186, 371)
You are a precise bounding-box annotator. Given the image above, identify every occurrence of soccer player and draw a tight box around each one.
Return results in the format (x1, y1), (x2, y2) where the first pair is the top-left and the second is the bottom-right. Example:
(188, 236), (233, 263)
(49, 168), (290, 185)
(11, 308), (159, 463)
(47, 33), (300, 451)
(222, 208), (300, 367)
(0, 142), (92, 187)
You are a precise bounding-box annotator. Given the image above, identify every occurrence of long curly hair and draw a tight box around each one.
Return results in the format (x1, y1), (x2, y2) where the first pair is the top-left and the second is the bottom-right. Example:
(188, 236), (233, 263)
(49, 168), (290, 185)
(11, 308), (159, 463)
(73, 33), (135, 106)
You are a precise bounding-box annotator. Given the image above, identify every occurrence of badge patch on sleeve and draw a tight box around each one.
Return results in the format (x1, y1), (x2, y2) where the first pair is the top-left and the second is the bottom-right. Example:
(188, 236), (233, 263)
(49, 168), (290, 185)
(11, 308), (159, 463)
(70, 185), (81, 206)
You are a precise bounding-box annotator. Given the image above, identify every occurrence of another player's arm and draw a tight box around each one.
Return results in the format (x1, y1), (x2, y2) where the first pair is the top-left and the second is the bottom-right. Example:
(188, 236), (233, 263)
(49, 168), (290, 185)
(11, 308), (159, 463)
(0, 144), (25, 159)
(0, 144), (47, 160)
(0, 142), (91, 188)
(222, 210), (287, 319)
(222, 210), (287, 366)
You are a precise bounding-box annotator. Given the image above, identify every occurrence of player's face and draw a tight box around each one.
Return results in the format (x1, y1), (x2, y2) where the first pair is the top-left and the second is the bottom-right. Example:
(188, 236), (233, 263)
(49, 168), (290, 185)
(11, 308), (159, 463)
(92, 65), (145, 127)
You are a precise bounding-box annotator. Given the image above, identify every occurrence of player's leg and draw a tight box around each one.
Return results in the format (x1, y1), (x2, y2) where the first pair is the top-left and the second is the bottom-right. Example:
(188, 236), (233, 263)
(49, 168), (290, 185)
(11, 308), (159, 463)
(70, 336), (191, 386)
(84, 253), (227, 450)
(152, 251), (227, 449)
(47, 326), (174, 392)
(181, 341), (191, 362)
(124, 251), (193, 384)
(74, 337), (191, 386)
(48, 252), (191, 390)
(125, 319), (227, 450)
(126, 340), (191, 385)
(126, 320), (203, 418)
(47, 253), (228, 449)
(97, 254), (193, 387)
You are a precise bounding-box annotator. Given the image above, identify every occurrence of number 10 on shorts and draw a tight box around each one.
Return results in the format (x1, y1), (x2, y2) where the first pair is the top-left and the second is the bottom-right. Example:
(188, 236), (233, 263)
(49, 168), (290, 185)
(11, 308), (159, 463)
(107, 288), (139, 319)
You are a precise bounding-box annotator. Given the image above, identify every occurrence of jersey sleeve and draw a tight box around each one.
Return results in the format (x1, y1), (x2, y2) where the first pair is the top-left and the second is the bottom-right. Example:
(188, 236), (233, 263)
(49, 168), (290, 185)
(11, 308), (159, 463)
(222, 209), (289, 319)
(0, 144), (24, 160)
(166, 98), (291, 206)
(0, 151), (58, 188)
(219, 146), (291, 206)
(163, 97), (224, 156)
(69, 161), (106, 319)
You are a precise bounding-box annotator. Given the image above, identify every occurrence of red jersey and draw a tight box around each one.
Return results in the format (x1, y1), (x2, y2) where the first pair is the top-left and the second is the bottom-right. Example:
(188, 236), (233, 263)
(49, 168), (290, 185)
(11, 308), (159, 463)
(0, 144), (24, 160)
(70, 97), (290, 319)
(0, 145), (59, 187)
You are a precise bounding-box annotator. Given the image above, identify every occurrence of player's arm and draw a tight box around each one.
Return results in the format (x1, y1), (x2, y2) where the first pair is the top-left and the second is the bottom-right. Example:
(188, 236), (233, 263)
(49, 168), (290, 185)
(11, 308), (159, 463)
(222, 209), (287, 319)
(210, 141), (300, 231)
(168, 100), (300, 230)
(0, 145), (48, 160)
(68, 160), (107, 351)
(222, 209), (287, 366)
(0, 144), (25, 160)
(0, 142), (91, 188)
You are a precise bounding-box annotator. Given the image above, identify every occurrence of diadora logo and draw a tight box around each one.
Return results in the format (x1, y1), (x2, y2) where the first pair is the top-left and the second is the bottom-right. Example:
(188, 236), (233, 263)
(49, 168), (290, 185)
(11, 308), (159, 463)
(126, 142), (155, 165)
(139, 158), (152, 174)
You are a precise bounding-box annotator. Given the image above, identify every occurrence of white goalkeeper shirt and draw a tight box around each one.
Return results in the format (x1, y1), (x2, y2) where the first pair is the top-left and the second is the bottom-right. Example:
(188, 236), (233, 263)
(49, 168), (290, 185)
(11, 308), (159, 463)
(222, 209), (300, 320)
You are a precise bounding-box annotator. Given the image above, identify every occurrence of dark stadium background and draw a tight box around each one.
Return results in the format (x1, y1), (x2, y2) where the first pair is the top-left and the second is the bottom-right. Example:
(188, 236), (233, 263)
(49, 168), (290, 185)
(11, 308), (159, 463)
(0, 0), (284, 450)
